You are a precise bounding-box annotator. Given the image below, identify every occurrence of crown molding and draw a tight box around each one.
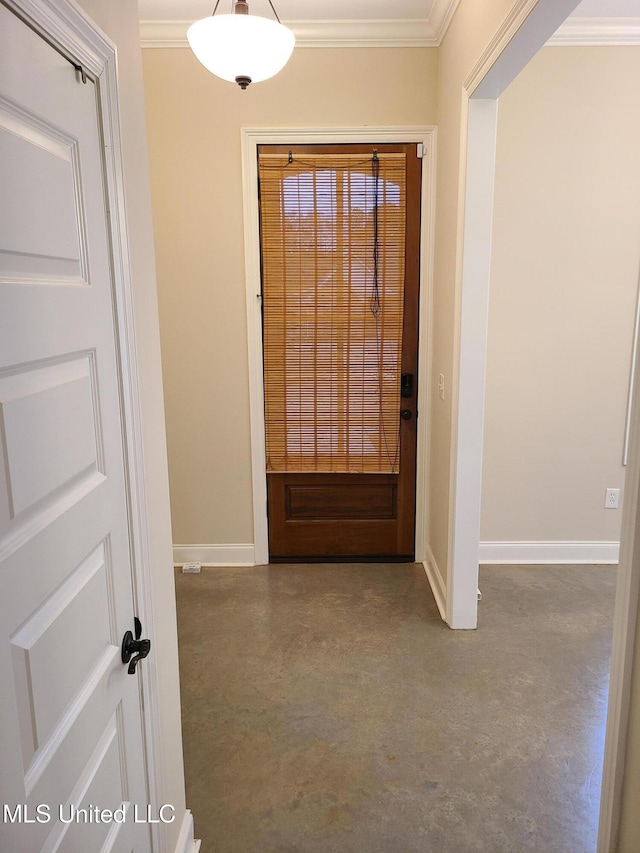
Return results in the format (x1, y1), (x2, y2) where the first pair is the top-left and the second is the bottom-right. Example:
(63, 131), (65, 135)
(140, 18), (437, 49)
(430, 0), (462, 44)
(285, 19), (432, 47)
(140, 11), (640, 50)
(464, 0), (539, 95)
(548, 17), (640, 46)
(140, 20), (186, 48)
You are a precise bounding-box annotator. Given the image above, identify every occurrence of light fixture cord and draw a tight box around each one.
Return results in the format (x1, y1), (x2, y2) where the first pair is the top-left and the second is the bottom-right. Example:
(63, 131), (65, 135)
(214, 0), (282, 20)
(266, 0), (282, 23)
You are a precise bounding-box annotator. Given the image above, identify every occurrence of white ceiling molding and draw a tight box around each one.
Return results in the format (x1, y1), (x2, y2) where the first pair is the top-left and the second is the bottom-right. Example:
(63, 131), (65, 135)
(140, 20), (189, 48)
(282, 20), (433, 48)
(138, 0), (462, 48)
(548, 16), (640, 45)
(140, 18), (436, 48)
(430, 0), (462, 43)
(140, 5), (640, 50)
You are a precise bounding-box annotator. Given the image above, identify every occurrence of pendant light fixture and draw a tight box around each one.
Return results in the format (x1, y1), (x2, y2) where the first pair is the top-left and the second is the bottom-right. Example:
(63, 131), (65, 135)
(187, 0), (295, 90)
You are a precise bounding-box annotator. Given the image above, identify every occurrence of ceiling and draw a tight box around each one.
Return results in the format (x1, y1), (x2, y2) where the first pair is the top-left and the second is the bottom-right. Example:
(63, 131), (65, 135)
(139, 0), (640, 48)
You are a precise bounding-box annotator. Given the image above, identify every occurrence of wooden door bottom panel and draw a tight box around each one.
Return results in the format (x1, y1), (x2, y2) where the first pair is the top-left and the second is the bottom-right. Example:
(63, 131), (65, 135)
(271, 520), (399, 557)
(286, 482), (397, 521)
(268, 473), (414, 559)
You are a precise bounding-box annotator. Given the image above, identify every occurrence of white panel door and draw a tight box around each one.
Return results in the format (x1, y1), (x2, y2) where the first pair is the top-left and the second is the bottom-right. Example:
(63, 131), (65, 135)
(0, 4), (152, 852)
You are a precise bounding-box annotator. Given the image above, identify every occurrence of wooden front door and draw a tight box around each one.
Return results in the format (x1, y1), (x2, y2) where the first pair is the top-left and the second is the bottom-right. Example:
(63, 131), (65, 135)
(259, 143), (422, 561)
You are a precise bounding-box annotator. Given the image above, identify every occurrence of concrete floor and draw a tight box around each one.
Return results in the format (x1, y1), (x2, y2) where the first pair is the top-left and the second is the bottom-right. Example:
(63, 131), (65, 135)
(175, 563), (616, 853)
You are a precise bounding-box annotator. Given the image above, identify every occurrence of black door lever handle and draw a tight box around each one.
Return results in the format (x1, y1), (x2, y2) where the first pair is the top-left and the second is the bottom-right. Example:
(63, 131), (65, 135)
(121, 623), (151, 675)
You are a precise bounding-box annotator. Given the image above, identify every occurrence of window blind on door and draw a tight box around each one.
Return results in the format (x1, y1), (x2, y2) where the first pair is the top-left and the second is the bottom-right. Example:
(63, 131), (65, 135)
(259, 151), (407, 474)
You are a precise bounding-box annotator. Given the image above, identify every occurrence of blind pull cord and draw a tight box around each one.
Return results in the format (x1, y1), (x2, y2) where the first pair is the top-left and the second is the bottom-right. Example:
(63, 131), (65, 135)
(371, 150), (381, 317)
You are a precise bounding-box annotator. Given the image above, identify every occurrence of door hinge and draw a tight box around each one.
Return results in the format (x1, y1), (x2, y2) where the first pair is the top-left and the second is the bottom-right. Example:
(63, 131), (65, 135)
(73, 63), (88, 84)
(417, 142), (424, 159)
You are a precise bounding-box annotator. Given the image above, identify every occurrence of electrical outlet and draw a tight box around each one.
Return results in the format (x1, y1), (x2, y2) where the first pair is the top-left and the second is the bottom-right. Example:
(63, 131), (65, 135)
(182, 561), (202, 573)
(605, 489), (620, 509)
(438, 373), (445, 401)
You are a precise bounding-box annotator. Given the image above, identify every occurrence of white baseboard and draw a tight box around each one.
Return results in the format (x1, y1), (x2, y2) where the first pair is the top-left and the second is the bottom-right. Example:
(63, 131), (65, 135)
(173, 810), (200, 853)
(479, 540), (620, 565)
(173, 544), (256, 567)
(423, 545), (447, 622)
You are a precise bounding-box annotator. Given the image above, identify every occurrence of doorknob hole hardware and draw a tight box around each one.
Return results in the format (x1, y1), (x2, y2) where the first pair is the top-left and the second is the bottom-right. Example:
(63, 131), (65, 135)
(121, 626), (151, 674)
(400, 409), (412, 421)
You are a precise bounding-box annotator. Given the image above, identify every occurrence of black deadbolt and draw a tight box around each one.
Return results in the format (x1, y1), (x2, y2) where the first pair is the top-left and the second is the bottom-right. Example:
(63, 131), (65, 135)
(401, 373), (414, 398)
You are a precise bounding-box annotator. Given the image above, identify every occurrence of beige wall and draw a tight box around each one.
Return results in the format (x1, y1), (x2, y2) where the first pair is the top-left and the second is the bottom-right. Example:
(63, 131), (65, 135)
(481, 47), (640, 544)
(142, 45), (437, 546)
(73, 1), (187, 848)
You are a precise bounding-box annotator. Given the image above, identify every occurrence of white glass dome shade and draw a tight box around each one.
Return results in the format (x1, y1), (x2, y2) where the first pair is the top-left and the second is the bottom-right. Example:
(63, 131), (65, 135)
(187, 10), (295, 88)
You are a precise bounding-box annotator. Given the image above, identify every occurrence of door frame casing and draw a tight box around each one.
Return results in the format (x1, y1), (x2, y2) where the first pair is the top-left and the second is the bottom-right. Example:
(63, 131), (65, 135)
(1, 0), (175, 849)
(241, 126), (437, 565)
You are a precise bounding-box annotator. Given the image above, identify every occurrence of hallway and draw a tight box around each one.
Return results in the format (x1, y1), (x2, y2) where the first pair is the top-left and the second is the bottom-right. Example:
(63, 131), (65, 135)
(175, 563), (615, 852)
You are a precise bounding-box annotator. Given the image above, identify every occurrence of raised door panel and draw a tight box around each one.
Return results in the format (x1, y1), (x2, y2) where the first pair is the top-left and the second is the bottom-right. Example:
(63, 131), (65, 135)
(0, 102), (86, 283)
(0, 356), (102, 527)
(268, 473), (404, 559)
(10, 544), (113, 771)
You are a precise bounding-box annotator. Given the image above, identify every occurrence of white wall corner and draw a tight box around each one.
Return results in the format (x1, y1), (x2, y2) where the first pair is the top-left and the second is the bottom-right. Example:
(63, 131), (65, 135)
(173, 544), (256, 567)
(479, 541), (620, 565)
(423, 546), (447, 623)
(447, 97), (499, 631)
(173, 809), (200, 853)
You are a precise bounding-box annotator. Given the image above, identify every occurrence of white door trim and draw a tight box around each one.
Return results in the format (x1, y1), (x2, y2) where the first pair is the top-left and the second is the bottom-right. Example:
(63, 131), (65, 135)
(241, 126), (436, 566)
(3, 0), (167, 849)
(446, 97), (499, 629)
(449, 0), (632, 848)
